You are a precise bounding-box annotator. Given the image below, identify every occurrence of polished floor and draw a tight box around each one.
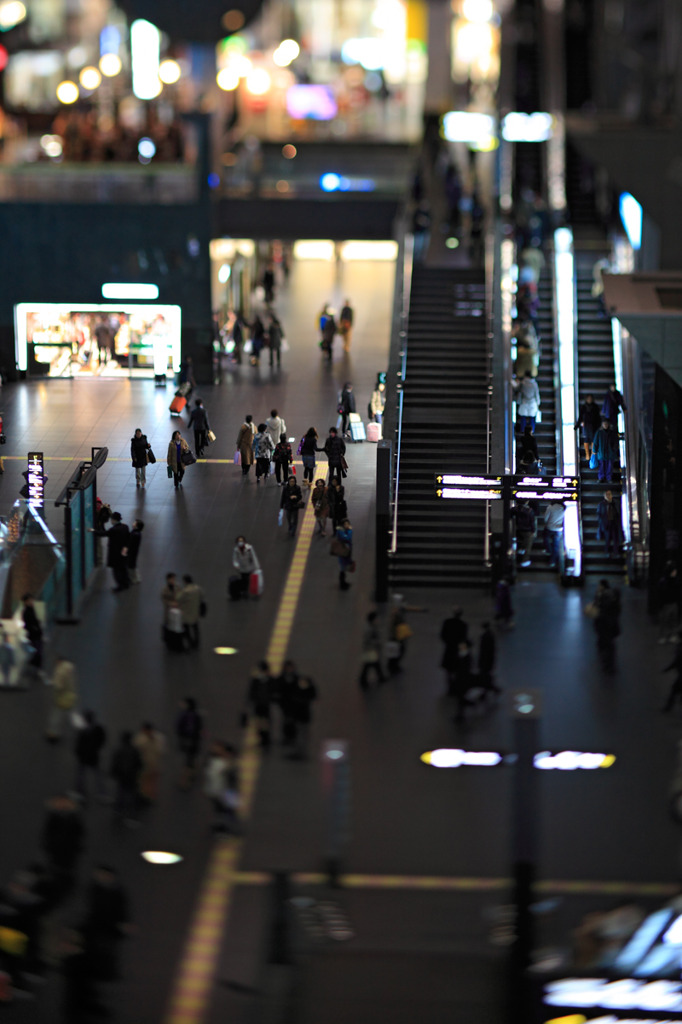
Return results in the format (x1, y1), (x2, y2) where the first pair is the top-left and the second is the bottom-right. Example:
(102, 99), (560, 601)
(0, 257), (679, 1024)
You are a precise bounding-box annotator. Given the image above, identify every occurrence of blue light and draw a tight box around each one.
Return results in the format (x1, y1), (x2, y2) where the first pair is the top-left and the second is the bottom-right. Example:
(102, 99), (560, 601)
(100, 25), (120, 56)
(619, 192), (642, 250)
(320, 172), (341, 192)
(207, 173), (220, 189)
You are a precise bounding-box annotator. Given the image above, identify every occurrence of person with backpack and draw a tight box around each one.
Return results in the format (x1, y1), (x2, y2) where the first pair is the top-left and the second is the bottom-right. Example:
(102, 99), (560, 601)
(253, 422), (274, 484)
(273, 433), (293, 485)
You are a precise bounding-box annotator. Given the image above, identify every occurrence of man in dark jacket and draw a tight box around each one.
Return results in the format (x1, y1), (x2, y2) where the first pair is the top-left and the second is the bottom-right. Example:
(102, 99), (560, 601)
(74, 710), (107, 800)
(81, 865), (131, 984)
(102, 512), (130, 592)
(596, 490), (622, 557)
(187, 398), (210, 458)
(478, 622), (501, 697)
(110, 731), (141, 823)
(323, 427), (346, 482)
(440, 607), (469, 694)
(592, 420), (619, 483)
(268, 315), (283, 368)
(339, 383), (356, 436)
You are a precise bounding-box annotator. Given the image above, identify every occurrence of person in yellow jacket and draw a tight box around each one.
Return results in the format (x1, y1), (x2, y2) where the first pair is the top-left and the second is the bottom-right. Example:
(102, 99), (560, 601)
(45, 655), (78, 743)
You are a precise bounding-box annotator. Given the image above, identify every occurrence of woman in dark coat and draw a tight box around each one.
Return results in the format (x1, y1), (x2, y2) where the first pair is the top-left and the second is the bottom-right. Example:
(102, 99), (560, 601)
(328, 478), (348, 528)
(167, 430), (190, 490)
(130, 428), (151, 488)
(280, 475), (303, 537)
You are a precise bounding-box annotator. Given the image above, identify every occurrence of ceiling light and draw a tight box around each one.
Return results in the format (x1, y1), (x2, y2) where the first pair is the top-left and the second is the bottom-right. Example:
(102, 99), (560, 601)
(56, 81), (79, 105)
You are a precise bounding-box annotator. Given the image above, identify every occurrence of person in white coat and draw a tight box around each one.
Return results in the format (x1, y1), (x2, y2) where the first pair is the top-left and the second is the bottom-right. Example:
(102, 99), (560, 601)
(265, 409), (286, 451)
(232, 536), (260, 597)
(514, 371), (541, 434)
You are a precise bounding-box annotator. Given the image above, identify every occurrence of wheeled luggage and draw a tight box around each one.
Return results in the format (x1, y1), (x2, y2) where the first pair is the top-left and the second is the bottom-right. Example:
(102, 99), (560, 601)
(249, 570), (264, 597)
(366, 421), (382, 442)
(170, 396), (186, 416)
(228, 575), (243, 601)
(349, 413), (366, 443)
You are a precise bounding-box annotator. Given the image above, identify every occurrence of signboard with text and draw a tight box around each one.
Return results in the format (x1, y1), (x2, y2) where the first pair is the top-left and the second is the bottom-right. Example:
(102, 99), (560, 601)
(27, 451), (45, 510)
(435, 473), (579, 503)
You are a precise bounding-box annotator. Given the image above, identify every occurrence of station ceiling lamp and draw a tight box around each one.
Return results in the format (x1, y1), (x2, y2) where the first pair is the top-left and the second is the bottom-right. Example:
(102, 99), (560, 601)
(99, 52), (122, 77)
(0, 0), (26, 31)
(158, 58), (181, 84)
(79, 66), (102, 90)
(56, 81), (79, 104)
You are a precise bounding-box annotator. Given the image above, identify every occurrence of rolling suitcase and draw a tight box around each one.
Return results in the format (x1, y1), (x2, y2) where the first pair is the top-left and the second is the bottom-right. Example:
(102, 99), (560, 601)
(170, 396), (186, 416)
(366, 421), (382, 442)
(228, 575), (243, 601)
(349, 413), (365, 443)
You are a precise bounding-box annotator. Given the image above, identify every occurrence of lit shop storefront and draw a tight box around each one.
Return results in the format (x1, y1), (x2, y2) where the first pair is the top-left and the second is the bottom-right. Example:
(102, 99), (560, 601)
(15, 302), (181, 379)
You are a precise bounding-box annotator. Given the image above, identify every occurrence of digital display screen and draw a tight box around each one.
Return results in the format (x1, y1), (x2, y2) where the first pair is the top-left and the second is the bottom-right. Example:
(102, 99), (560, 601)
(286, 84), (338, 121)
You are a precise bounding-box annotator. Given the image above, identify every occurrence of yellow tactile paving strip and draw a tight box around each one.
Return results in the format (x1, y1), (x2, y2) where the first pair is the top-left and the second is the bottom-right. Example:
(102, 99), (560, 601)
(164, 493), (318, 1024)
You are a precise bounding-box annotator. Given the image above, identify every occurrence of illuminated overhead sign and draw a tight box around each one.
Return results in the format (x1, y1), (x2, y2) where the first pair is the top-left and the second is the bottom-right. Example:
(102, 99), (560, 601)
(434, 473), (579, 502)
(442, 110), (496, 144)
(422, 749), (615, 770)
(502, 111), (553, 142)
(544, 978), (682, 1017)
(27, 452), (45, 510)
(421, 748), (503, 768)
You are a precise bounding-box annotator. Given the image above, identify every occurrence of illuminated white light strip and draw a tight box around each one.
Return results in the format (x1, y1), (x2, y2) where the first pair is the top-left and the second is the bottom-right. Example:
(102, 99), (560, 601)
(439, 474), (499, 486)
(131, 19), (160, 101)
(439, 487), (502, 500)
(554, 227), (580, 577)
(102, 283), (159, 300)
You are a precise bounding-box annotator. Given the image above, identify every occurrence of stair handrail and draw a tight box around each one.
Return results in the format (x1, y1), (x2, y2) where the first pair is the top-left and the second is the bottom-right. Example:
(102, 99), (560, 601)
(385, 226), (413, 555)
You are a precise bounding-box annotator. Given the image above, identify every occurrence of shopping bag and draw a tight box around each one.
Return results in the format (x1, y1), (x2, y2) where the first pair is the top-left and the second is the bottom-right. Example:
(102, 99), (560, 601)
(167, 465), (174, 479)
(249, 569), (264, 597)
(234, 450), (241, 466)
(207, 430), (216, 443)
(278, 509), (284, 526)
(589, 452), (598, 470)
(243, 339), (253, 354)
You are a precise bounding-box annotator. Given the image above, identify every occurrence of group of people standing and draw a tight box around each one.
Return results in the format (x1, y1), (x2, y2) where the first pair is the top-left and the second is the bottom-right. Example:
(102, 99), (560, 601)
(318, 299), (354, 360)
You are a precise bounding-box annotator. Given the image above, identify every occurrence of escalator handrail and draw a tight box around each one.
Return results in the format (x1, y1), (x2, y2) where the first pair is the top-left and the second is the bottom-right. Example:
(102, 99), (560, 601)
(388, 229), (414, 555)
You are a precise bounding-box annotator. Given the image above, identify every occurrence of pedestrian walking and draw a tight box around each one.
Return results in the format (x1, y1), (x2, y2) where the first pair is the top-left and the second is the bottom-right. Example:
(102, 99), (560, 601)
(110, 732), (141, 825)
(45, 655), (78, 743)
(588, 578), (621, 673)
(328, 478), (348, 529)
(254, 422), (275, 483)
(175, 697), (203, 787)
(232, 536), (260, 598)
(231, 312), (244, 365)
(514, 371), (541, 433)
(178, 574), (205, 649)
(282, 675), (317, 760)
(21, 593), (44, 677)
(544, 501), (565, 571)
(576, 394), (601, 462)
(268, 315), (283, 368)
(592, 419), (619, 483)
(236, 415), (255, 476)
(320, 308), (336, 361)
(323, 426), (347, 483)
(359, 611), (386, 689)
(130, 428), (151, 488)
(133, 722), (166, 803)
(494, 577), (515, 628)
(661, 638), (682, 713)
(597, 489), (623, 558)
(514, 500), (536, 567)
(273, 433), (293, 485)
(387, 594), (415, 673)
(160, 572), (184, 651)
(339, 299), (354, 351)
(280, 475), (304, 537)
(204, 741), (240, 832)
(251, 315), (266, 365)
(657, 562), (680, 644)
(245, 661), (274, 747)
(300, 427), (322, 486)
(478, 622), (501, 698)
(311, 478), (330, 536)
(80, 865), (131, 988)
(451, 642), (474, 724)
(601, 383), (626, 426)
(73, 710), (107, 800)
(517, 425), (539, 469)
(332, 518), (353, 590)
(126, 519), (144, 584)
(40, 795), (84, 903)
(167, 429), (191, 490)
(440, 607), (470, 694)
(187, 398), (210, 458)
(266, 409), (286, 451)
(274, 660), (299, 746)
(338, 383), (356, 436)
(369, 381), (386, 424)
(100, 512), (130, 592)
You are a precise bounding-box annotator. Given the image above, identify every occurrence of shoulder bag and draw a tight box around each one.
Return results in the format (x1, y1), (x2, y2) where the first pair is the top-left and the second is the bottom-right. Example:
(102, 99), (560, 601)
(147, 447), (156, 464)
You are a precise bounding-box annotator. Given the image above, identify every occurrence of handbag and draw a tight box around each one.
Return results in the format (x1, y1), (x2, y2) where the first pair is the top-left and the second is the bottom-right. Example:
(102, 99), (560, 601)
(278, 509), (284, 526)
(589, 452), (599, 470)
(181, 450), (196, 466)
(340, 456), (348, 472)
(147, 447), (156, 464)
(167, 465), (174, 479)
(207, 430), (216, 443)
(330, 537), (350, 557)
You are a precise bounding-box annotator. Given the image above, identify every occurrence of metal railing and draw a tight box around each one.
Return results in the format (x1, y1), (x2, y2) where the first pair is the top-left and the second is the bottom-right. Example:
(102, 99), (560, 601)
(387, 229), (414, 555)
